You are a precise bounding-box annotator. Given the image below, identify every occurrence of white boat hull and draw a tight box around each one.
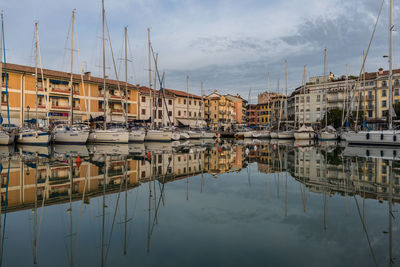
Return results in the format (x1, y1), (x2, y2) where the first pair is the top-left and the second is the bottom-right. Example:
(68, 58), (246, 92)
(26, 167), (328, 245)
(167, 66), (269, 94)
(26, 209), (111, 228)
(179, 132), (190, 139)
(17, 131), (51, 145)
(88, 130), (129, 143)
(129, 130), (145, 142)
(343, 130), (400, 146)
(144, 130), (172, 141)
(172, 132), (181, 141)
(0, 132), (14, 145)
(319, 131), (338, 141)
(54, 131), (89, 144)
(294, 131), (315, 140)
(201, 131), (216, 138)
(187, 131), (201, 139)
(278, 131), (294, 139)
(270, 132), (278, 139)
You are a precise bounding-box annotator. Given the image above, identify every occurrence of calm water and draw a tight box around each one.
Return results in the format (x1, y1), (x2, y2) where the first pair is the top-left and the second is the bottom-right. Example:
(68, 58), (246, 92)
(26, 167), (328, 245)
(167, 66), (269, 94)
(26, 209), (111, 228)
(0, 139), (398, 266)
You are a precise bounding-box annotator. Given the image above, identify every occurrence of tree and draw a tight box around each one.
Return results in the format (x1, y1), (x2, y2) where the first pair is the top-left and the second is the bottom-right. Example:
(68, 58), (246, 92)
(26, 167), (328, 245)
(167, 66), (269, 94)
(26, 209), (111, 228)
(321, 107), (343, 129)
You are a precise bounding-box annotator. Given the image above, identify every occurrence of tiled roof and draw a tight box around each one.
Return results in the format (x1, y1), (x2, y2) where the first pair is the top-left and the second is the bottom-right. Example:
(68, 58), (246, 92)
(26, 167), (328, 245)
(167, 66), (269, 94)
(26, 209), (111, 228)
(165, 88), (202, 99)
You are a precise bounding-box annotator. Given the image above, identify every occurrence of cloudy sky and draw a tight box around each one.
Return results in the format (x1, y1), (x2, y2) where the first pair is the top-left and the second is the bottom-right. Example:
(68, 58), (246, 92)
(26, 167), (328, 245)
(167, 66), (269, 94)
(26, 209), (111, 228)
(1, 0), (399, 102)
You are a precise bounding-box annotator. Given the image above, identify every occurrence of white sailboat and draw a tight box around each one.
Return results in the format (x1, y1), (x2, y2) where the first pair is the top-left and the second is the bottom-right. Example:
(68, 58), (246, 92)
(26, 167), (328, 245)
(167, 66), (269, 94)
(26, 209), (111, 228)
(53, 11), (89, 144)
(294, 66), (315, 140)
(17, 22), (51, 145)
(278, 60), (294, 139)
(143, 29), (172, 142)
(0, 13), (14, 145)
(344, 0), (400, 146)
(90, 0), (129, 143)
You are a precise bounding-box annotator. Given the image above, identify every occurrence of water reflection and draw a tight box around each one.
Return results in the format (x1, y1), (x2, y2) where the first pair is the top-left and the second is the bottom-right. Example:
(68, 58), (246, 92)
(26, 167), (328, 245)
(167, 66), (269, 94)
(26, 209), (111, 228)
(0, 140), (398, 266)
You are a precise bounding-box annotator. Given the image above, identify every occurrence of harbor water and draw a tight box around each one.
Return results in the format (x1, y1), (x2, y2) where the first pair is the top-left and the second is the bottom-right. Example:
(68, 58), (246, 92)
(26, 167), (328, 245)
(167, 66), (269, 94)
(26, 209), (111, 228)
(0, 139), (398, 266)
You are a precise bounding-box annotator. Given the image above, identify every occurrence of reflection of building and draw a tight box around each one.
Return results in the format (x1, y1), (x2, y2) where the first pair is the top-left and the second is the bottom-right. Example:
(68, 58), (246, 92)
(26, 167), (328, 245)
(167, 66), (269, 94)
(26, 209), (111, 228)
(1, 157), (139, 212)
(204, 145), (237, 175)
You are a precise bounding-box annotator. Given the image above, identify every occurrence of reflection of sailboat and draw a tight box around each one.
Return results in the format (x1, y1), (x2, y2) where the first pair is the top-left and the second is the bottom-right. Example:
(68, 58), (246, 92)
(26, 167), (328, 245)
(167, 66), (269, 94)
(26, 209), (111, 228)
(342, 145), (400, 160)
(18, 145), (51, 159)
(87, 144), (129, 156)
(0, 158), (10, 266)
(54, 144), (89, 158)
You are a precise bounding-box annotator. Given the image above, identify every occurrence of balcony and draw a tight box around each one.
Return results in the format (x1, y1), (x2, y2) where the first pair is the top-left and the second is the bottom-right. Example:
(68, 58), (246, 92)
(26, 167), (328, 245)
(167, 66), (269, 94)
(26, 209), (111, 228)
(365, 95), (375, 101)
(51, 104), (79, 111)
(219, 110), (226, 114)
(327, 97), (344, 103)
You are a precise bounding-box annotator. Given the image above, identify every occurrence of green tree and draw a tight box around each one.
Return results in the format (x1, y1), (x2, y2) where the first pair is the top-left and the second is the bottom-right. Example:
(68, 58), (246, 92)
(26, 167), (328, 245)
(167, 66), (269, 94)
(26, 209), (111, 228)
(321, 107), (343, 129)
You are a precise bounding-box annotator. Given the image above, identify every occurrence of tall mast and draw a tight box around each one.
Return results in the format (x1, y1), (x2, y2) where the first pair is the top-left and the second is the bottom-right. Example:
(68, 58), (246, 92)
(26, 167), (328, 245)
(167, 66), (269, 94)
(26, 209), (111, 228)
(284, 60), (288, 130)
(102, 0), (107, 130)
(69, 10), (75, 127)
(186, 75), (189, 129)
(147, 28), (152, 129)
(277, 79), (282, 132)
(162, 71), (165, 127)
(388, 0), (393, 129)
(324, 48), (327, 128)
(34, 22), (39, 130)
(302, 66), (306, 126)
(0, 12), (3, 120)
(152, 53), (158, 129)
(124, 26), (128, 128)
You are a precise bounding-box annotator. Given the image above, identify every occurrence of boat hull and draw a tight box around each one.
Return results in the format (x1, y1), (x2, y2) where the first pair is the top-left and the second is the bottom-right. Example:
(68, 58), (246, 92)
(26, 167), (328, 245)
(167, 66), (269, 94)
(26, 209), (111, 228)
(201, 131), (216, 138)
(0, 132), (14, 145)
(343, 130), (400, 146)
(17, 131), (51, 145)
(54, 131), (89, 144)
(129, 130), (146, 142)
(294, 131), (315, 140)
(319, 131), (338, 141)
(88, 130), (129, 143)
(144, 130), (172, 141)
(278, 131), (294, 139)
(270, 132), (278, 139)
(187, 131), (201, 139)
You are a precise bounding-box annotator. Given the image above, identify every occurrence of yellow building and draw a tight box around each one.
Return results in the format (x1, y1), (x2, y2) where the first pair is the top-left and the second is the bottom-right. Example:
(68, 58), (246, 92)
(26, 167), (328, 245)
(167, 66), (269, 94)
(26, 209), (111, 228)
(258, 93), (286, 127)
(1, 63), (138, 126)
(205, 90), (235, 130)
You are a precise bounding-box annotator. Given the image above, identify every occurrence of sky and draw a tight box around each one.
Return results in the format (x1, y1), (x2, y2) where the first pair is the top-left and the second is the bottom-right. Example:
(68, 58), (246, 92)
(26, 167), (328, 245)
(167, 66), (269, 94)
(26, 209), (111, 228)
(1, 0), (399, 102)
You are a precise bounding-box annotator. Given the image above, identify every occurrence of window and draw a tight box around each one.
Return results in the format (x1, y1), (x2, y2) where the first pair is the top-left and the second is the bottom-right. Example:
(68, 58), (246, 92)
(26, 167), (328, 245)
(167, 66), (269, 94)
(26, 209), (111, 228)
(382, 111), (386, 117)
(141, 96), (146, 102)
(395, 79), (400, 86)
(317, 95), (320, 101)
(382, 100), (387, 107)
(189, 112), (192, 117)
(184, 99), (186, 105)
(158, 110), (162, 119)
(184, 111), (187, 116)
(396, 89), (400, 96)
(194, 101), (196, 106)
(178, 110), (181, 116)
(368, 111), (372, 117)
(382, 81), (387, 87)
(168, 111), (172, 116)
(306, 96), (310, 103)
(382, 89), (387, 97)
(178, 98), (181, 104)
(368, 91), (373, 98)
(141, 109), (146, 115)
(158, 99), (162, 107)
(189, 100), (191, 105)
(168, 99), (172, 105)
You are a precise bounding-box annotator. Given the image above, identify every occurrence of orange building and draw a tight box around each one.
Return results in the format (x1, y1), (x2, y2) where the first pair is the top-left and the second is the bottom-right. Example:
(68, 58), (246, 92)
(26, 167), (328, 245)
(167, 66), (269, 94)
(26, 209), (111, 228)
(0, 63), (138, 126)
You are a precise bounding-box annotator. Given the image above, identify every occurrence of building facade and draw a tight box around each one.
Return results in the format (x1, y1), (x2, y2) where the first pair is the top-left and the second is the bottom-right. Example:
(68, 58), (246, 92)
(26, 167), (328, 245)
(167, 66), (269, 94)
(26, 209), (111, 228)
(0, 63), (138, 126)
(205, 91), (235, 130)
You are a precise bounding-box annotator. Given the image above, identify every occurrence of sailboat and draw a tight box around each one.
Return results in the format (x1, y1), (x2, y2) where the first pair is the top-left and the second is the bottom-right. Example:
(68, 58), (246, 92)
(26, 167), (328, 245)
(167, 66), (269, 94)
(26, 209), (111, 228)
(53, 11), (89, 144)
(294, 66), (315, 140)
(278, 60), (294, 139)
(88, 1), (129, 143)
(318, 48), (338, 141)
(121, 27), (145, 142)
(344, 0), (400, 145)
(0, 13), (15, 145)
(144, 28), (172, 142)
(17, 22), (51, 145)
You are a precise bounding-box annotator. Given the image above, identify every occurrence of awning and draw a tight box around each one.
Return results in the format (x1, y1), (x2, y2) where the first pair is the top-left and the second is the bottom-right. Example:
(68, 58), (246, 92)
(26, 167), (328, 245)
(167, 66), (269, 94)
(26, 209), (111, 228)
(177, 119), (206, 127)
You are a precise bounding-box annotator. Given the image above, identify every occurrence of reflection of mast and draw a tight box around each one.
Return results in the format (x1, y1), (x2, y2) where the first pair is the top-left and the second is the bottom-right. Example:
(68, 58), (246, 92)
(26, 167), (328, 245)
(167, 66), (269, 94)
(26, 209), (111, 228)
(68, 157), (74, 267)
(147, 154), (152, 253)
(388, 160), (393, 266)
(0, 157), (10, 267)
(33, 156), (38, 265)
(123, 158), (128, 256)
(101, 157), (107, 267)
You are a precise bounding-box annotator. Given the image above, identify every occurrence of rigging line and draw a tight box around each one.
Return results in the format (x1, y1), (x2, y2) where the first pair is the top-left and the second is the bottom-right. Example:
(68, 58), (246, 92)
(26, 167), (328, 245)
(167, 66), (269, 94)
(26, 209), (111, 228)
(74, 161), (89, 257)
(343, 0), (385, 127)
(150, 158), (171, 235)
(1, 15), (10, 128)
(62, 18), (72, 73)
(104, 170), (125, 264)
(354, 195), (378, 267)
(104, 16), (127, 122)
(150, 46), (172, 125)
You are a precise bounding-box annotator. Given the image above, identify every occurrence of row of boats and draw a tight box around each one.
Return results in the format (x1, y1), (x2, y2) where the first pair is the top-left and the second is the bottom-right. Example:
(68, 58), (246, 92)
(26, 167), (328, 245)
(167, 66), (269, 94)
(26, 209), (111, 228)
(0, 123), (222, 145)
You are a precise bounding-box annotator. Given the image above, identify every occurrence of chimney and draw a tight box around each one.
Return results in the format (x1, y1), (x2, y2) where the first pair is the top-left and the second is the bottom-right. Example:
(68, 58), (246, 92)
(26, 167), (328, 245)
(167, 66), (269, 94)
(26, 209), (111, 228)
(378, 68), (384, 75)
(84, 71), (91, 80)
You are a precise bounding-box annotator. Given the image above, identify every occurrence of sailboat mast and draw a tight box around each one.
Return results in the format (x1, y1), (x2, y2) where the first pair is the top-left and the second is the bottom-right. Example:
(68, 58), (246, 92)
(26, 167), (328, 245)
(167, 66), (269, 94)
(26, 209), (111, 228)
(147, 28), (152, 129)
(324, 48), (327, 129)
(277, 79), (281, 132)
(70, 10), (75, 127)
(186, 75), (189, 129)
(0, 13), (3, 120)
(302, 66), (306, 126)
(102, 0), (107, 130)
(388, 0), (393, 129)
(284, 60), (288, 131)
(124, 26), (128, 128)
(34, 23), (39, 130)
